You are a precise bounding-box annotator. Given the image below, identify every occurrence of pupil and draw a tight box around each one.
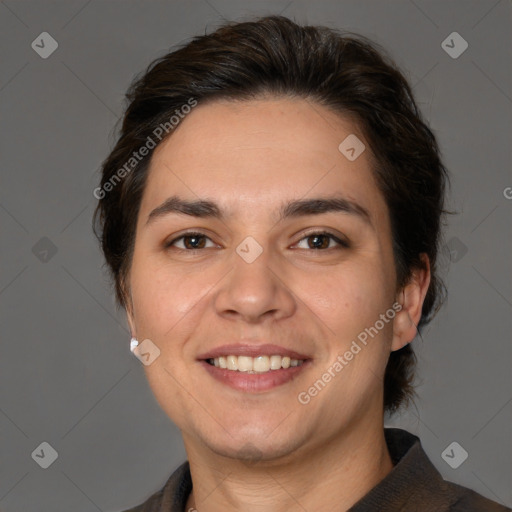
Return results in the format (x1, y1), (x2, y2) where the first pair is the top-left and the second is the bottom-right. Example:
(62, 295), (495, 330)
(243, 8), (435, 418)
(185, 235), (205, 249)
(310, 234), (328, 249)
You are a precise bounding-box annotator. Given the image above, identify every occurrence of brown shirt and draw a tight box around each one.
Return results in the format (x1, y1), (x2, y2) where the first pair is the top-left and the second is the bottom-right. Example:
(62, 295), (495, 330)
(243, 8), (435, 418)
(123, 428), (510, 511)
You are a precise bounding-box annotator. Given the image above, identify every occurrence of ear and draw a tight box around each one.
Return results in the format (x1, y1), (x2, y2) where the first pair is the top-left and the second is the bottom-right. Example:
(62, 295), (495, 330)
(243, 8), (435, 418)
(126, 305), (136, 339)
(122, 281), (137, 338)
(391, 253), (431, 352)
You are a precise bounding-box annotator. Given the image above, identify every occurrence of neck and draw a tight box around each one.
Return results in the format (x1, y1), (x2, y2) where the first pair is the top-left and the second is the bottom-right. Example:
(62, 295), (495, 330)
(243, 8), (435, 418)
(184, 420), (393, 512)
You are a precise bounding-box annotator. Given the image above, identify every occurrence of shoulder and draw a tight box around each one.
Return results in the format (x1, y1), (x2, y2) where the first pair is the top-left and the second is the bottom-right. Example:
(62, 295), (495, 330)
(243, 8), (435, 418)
(442, 480), (511, 512)
(121, 489), (165, 512)
(364, 429), (511, 512)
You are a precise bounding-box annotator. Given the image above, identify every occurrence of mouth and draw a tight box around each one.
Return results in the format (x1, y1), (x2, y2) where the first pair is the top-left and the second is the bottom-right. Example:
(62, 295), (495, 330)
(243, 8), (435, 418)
(197, 344), (312, 392)
(205, 354), (305, 373)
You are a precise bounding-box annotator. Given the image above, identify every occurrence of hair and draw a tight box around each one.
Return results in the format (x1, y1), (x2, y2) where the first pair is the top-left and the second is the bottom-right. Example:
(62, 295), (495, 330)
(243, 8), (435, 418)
(93, 15), (451, 414)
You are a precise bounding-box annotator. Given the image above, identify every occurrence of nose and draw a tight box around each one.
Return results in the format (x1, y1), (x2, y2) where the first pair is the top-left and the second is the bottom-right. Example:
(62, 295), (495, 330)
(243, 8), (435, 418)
(212, 244), (296, 324)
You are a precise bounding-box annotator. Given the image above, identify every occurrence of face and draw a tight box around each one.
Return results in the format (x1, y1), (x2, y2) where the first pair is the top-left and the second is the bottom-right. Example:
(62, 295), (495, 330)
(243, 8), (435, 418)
(126, 97), (420, 463)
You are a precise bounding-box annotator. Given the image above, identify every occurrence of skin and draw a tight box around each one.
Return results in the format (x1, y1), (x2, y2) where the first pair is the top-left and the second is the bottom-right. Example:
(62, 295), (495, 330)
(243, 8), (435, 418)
(125, 97), (431, 512)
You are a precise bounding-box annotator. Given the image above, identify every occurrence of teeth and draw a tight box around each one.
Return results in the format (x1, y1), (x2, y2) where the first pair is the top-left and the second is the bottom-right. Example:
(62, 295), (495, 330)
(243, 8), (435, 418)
(209, 355), (304, 372)
(253, 356), (269, 372)
(238, 356), (253, 372)
(227, 355), (238, 370)
(269, 355), (281, 370)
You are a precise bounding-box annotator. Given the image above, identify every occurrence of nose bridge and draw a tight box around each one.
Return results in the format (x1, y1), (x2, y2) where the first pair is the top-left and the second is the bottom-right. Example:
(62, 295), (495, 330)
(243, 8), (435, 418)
(212, 236), (296, 322)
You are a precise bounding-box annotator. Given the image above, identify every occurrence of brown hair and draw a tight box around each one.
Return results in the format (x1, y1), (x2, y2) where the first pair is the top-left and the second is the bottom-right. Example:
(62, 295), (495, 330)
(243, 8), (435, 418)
(93, 15), (451, 414)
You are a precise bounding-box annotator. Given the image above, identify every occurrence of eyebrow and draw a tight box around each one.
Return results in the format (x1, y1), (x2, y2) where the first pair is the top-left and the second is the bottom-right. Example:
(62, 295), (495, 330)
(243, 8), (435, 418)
(146, 195), (372, 227)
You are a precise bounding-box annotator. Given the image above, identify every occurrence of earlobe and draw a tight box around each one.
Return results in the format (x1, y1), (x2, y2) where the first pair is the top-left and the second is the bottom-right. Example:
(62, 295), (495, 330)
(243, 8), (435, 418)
(127, 312), (136, 339)
(126, 303), (137, 339)
(391, 306), (417, 351)
(125, 294), (137, 339)
(122, 280), (137, 338)
(391, 255), (431, 352)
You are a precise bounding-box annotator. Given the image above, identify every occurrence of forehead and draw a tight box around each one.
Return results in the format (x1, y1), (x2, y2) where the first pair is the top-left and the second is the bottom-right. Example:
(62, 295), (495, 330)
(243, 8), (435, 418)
(141, 97), (388, 225)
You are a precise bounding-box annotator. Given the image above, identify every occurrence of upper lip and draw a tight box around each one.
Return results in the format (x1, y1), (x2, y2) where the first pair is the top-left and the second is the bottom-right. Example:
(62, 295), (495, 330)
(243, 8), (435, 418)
(197, 343), (311, 361)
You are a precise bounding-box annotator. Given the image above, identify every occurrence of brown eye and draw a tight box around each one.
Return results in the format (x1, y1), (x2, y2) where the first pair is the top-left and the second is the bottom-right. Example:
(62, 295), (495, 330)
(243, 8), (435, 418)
(307, 234), (330, 249)
(295, 231), (349, 250)
(166, 232), (215, 250)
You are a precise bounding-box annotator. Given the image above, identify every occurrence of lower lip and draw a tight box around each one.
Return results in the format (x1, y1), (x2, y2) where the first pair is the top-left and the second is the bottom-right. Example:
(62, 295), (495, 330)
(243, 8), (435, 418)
(199, 360), (311, 392)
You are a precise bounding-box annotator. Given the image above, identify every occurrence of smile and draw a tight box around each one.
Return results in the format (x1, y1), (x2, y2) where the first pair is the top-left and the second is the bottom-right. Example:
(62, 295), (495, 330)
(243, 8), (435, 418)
(207, 355), (305, 373)
(201, 357), (311, 393)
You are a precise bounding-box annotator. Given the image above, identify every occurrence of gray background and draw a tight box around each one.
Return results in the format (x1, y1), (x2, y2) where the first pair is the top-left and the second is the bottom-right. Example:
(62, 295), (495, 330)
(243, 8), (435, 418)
(1, 0), (511, 510)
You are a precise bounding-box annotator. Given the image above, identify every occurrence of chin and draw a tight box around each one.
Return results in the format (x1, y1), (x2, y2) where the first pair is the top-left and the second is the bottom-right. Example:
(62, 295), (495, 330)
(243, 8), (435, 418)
(195, 422), (309, 465)
(209, 438), (300, 465)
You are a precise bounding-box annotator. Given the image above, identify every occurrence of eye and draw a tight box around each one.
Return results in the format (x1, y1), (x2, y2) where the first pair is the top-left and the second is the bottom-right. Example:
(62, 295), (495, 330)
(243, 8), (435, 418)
(165, 230), (349, 251)
(165, 232), (216, 250)
(294, 231), (349, 250)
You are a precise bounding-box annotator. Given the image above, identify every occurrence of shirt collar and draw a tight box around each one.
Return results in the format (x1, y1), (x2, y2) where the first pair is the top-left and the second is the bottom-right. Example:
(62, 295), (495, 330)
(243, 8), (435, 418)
(348, 428), (445, 511)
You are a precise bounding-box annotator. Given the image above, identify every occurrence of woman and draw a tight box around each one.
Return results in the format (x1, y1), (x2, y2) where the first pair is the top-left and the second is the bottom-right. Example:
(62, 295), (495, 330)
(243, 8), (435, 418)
(94, 15), (509, 512)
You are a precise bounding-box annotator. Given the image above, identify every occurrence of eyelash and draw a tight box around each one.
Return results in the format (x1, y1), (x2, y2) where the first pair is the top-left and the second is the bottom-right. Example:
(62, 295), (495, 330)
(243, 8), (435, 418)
(165, 230), (350, 252)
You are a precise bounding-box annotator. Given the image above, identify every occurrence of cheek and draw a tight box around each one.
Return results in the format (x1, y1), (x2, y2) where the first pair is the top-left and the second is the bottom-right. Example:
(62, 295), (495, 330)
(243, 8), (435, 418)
(298, 263), (392, 329)
(129, 253), (204, 339)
